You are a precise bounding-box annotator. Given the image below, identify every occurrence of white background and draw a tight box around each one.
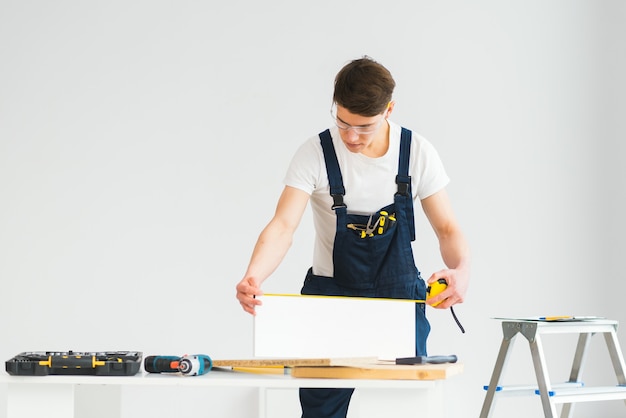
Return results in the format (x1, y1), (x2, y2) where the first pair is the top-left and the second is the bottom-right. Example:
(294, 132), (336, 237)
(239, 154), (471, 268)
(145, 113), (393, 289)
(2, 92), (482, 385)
(1, 1), (625, 417)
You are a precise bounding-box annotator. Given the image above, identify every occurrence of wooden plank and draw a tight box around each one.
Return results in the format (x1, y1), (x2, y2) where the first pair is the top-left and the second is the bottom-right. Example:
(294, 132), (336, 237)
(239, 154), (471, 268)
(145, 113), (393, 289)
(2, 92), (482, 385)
(290, 362), (464, 380)
(228, 366), (287, 375)
(212, 357), (378, 368)
(212, 358), (463, 380)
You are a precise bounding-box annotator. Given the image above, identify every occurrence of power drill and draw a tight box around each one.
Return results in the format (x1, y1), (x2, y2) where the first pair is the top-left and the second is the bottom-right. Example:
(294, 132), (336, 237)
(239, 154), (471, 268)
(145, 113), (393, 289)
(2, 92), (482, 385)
(144, 354), (213, 376)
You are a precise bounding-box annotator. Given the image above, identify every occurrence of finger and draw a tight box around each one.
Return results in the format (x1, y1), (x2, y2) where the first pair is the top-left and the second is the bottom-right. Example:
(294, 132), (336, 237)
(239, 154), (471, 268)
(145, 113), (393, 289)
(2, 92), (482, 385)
(429, 296), (450, 309)
(432, 292), (462, 309)
(237, 292), (263, 307)
(240, 301), (257, 315)
(236, 284), (262, 299)
(426, 296), (445, 307)
(432, 270), (455, 284)
(426, 285), (455, 308)
(427, 272), (447, 285)
(426, 273), (439, 285)
(238, 281), (264, 297)
(239, 295), (263, 310)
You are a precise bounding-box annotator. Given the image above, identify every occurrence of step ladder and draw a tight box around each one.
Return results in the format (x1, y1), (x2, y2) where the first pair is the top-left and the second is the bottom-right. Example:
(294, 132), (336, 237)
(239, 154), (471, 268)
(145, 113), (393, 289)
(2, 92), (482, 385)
(479, 318), (626, 418)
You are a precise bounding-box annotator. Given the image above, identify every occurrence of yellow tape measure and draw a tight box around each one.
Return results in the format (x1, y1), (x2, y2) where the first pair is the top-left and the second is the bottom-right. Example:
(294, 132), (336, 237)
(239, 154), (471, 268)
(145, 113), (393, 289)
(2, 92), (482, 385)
(263, 279), (447, 305)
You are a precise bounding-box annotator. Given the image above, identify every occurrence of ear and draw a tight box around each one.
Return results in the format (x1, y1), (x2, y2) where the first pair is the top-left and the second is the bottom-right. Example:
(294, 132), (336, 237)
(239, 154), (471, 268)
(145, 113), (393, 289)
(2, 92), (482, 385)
(386, 101), (395, 118)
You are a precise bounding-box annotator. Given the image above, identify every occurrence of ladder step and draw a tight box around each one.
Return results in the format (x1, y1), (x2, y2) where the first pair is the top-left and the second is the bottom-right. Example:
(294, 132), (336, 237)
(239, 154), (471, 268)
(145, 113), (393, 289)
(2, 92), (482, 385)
(535, 386), (626, 403)
(483, 382), (584, 397)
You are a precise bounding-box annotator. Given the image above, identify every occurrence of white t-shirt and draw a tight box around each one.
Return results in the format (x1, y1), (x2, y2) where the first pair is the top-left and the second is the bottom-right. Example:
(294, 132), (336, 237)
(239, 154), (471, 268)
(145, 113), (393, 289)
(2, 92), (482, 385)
(284, 120), (450, 277)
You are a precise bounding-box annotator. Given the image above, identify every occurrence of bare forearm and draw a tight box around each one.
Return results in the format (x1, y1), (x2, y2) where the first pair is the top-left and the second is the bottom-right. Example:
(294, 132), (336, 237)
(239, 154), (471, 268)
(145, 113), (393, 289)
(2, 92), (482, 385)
(244, 219), (294, 286)
(236, 220), (295, 315)
(426, 227), (470, 308)
(439, 228), (470, 273)
(236, 186), (310, 315)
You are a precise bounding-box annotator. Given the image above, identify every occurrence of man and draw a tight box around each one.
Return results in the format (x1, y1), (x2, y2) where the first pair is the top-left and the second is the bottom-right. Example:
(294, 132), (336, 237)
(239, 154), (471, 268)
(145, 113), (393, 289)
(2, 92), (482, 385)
(236, 56), (470, 418)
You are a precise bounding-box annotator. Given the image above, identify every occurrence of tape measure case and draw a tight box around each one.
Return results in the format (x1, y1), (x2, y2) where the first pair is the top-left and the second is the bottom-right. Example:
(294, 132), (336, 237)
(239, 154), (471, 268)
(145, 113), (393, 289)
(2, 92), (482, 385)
(5, 351), (143, 376)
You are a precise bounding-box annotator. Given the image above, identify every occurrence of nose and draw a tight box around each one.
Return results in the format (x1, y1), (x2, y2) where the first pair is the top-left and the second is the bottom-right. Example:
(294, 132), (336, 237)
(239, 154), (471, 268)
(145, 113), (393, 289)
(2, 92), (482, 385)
(345, 127), (360, 141)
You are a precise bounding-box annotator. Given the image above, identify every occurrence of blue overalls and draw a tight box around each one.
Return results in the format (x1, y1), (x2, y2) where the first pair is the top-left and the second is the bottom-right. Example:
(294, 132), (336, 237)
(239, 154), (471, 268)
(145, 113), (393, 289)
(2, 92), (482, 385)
(299, 128), (431, 418)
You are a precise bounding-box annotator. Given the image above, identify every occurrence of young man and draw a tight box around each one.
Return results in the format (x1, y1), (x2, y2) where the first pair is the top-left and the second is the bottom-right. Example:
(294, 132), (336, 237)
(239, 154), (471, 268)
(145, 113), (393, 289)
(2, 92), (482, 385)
(236, 56), (470, 418)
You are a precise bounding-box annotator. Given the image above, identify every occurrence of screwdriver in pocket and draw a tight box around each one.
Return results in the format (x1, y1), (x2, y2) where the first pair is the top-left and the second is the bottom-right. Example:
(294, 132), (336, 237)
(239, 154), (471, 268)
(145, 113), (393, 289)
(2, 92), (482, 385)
(377, 211), (387, 234)
(377, 212), (397, 235)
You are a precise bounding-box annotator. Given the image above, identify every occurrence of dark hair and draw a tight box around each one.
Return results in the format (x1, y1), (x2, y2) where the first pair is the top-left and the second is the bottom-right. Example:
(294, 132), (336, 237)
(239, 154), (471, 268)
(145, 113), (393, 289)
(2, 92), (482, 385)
(333, 56), (396, 117)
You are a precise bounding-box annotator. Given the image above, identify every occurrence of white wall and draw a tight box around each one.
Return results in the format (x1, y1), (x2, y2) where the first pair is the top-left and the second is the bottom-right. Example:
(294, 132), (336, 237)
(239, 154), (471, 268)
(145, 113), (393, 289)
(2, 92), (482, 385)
(1, 1), (625, 417)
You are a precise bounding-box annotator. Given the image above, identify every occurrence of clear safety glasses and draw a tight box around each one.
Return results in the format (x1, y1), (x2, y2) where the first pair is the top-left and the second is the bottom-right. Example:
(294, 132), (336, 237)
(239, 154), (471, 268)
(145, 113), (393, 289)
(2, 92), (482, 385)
(330, 107), (388, 135)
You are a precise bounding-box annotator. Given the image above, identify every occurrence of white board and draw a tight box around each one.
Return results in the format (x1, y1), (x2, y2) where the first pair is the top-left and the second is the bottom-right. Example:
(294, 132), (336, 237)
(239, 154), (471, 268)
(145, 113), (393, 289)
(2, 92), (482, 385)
(253, 294), (416, 359)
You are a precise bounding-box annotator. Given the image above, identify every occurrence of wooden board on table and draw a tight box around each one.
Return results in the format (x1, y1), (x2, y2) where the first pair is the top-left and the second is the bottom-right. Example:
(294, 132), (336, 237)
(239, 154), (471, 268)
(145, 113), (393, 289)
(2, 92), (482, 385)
(212, 357), (378, 368)
(290, 361), (464, 380)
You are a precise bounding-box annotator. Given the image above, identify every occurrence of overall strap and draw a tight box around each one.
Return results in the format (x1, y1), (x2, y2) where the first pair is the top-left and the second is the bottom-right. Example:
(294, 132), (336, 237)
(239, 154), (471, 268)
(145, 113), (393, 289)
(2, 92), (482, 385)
(396, 127), (416, 241)
(319, 129), (347, 211)
(396, 127), (412, 196)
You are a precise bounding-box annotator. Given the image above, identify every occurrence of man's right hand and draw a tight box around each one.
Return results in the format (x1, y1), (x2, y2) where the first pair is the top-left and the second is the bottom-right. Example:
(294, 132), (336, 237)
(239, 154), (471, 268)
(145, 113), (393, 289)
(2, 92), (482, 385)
(236, 277), (263, 315)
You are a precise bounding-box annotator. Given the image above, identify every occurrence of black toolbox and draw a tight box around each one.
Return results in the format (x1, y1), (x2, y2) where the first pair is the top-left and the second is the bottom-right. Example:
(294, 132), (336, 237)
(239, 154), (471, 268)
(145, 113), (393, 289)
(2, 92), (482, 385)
(5, 351), (142, 376)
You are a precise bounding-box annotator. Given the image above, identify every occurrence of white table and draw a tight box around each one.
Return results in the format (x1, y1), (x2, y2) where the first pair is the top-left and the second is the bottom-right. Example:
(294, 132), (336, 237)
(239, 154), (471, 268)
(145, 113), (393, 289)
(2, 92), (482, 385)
(1, 369), (448, 418)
